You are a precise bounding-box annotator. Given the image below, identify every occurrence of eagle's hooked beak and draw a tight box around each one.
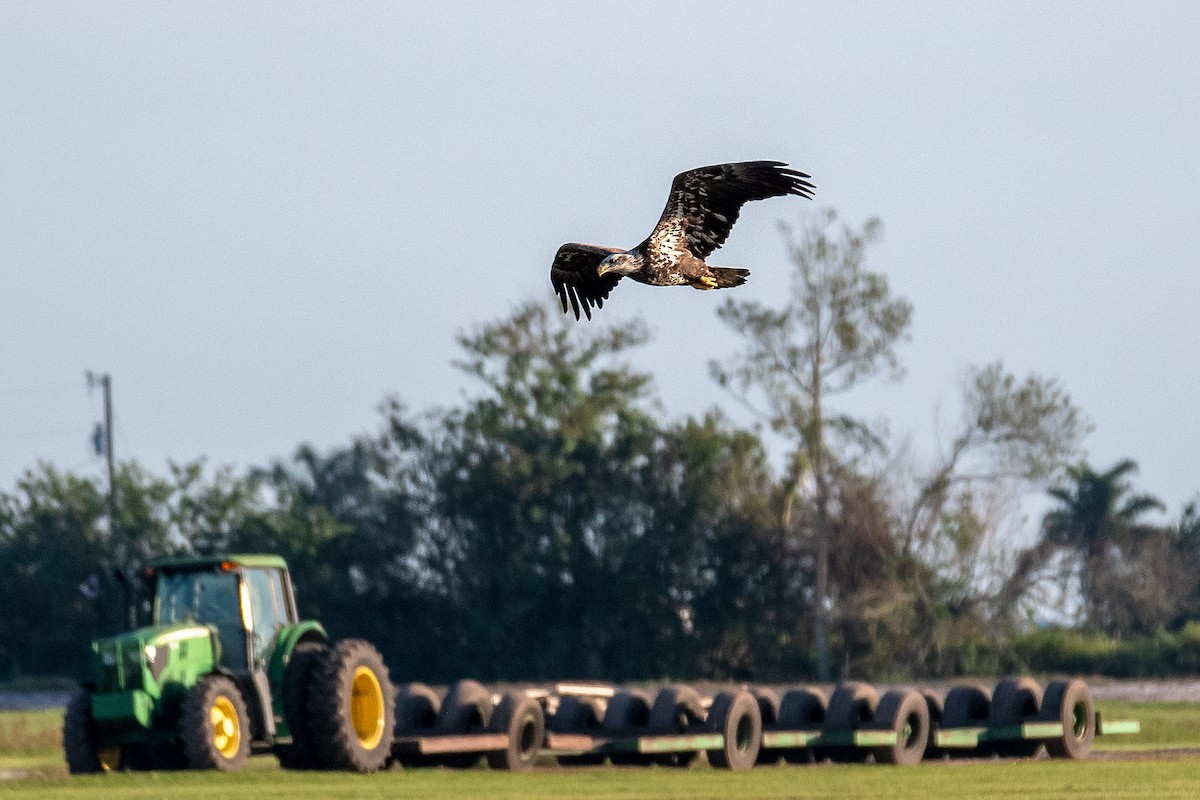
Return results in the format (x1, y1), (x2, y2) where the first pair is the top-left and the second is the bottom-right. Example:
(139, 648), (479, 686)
(597, 256), (615, 277)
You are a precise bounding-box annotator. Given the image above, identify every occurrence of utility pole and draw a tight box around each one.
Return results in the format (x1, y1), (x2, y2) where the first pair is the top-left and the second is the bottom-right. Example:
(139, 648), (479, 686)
(88, 371), (134, 628)
(87, 371), (116, 502)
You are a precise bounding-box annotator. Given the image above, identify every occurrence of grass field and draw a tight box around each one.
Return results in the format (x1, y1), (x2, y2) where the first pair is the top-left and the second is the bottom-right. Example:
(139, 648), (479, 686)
(3, 701), (1199, 799)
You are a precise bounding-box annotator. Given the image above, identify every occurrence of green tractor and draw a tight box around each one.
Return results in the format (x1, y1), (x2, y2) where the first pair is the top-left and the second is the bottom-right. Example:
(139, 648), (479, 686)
(63, 554), (395, 773)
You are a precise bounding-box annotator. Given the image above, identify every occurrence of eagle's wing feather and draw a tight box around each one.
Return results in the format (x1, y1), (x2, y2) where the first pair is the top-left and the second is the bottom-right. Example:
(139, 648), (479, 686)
(550, 243), (625, 320)
(649, 161), (815, 260)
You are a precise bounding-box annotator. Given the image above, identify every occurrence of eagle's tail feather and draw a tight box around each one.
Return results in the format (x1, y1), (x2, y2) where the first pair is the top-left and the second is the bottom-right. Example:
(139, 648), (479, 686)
(709, 266), (750, 289)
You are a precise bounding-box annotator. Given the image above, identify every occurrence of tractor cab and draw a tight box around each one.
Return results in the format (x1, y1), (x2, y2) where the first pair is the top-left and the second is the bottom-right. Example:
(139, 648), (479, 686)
(150, 555), (296, 673)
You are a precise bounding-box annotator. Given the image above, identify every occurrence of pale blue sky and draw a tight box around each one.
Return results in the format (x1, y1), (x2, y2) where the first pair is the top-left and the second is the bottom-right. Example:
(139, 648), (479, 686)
(2, 2), (1197, 530)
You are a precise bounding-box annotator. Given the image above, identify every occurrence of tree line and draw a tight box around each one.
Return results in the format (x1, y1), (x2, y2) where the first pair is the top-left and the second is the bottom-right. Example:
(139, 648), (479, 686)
(3, 211), (1198, 684)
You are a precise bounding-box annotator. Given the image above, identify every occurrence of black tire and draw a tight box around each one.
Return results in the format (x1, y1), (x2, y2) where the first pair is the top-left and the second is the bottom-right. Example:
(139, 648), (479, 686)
(553, 696), (607, 766)
(647, 685), (704, 767)
(942, 685), (990, 727)
(941, 685), (991, 759)
(552, 696), (604, 733)
(753, 688), (783, 765)
(602, 689), (653, 765)
(990, 677), (1043, 759)
(922, 690), (947, 760)
(485, 693), (546, 771)
(705, 690), (762, 771)
(181, 675), (251, 771)
(822, 682), (878, 763)
(396, 682), (442, 732)
(305, 639), (396, 772)
(433, 679), (493, 769)
(391, 681), (442, 767)
(276, 640), (328, 770)
(871, 689), (930, 766)
(63, 688), (122, 774)
(1041, 679), (1095, 760)
(778, 686), (827, 765)
(648, 685), (705, 733)
(437, 679), (494, 733)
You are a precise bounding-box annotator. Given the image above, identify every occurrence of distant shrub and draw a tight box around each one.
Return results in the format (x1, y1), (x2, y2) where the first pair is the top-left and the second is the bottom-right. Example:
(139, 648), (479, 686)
(1014, 626), (1200, 677)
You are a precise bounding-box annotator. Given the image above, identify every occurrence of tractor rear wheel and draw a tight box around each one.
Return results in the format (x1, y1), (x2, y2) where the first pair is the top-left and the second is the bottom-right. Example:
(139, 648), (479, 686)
(305, 639), (395, 772)
(181, 675), (251, 771)
(63, 688), (122, 774)
(276, 640), (328, 770)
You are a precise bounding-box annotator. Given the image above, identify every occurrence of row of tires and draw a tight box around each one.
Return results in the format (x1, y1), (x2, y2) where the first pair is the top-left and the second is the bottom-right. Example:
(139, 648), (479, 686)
(393, 675), (1097, 770)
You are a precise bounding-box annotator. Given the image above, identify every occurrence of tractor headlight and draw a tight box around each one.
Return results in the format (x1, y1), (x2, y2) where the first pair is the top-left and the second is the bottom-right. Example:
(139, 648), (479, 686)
(143, 641), (169, 681)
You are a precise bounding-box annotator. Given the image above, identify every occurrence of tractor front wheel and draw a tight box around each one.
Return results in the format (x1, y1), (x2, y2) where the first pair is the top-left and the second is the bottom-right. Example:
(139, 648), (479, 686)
(181, 676), (251, 771)
(63, 688), (122, 774)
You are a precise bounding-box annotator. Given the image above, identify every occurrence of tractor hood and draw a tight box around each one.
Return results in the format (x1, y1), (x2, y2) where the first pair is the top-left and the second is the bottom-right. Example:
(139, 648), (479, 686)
(92, 622), (216, 695)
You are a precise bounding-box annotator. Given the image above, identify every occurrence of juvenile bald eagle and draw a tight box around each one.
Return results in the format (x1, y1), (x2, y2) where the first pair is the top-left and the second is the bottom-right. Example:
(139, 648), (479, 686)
(550, 161), (814, 320)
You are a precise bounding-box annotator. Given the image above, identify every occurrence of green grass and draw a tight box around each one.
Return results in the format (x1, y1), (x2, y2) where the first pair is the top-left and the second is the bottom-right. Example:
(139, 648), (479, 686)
(0, 709), (61, 757)
(2, 702), (1198, 799)
(1094, 701), (1200, 751)
(5, 759), (1200, 800)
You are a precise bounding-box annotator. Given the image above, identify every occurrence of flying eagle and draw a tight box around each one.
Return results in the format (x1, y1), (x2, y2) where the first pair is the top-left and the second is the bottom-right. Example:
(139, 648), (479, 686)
(550, 161), (814, 320)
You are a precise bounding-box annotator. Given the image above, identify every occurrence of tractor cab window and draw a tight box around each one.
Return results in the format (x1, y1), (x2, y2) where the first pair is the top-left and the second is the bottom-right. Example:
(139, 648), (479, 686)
(154, 570), (247, 670)
(242, 568), (290, 666)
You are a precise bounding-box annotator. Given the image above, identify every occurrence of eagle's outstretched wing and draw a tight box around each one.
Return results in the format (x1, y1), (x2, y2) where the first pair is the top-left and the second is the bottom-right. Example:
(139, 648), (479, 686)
(648, 161), (815, 260)
(550, 243), (624, 320)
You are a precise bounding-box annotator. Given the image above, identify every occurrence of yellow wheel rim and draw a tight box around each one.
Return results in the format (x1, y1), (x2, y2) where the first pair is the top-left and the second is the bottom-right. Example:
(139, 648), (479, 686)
(97, 745), (122, 772)
(210, 695), (242, 760)
(350, 666), (386, 750)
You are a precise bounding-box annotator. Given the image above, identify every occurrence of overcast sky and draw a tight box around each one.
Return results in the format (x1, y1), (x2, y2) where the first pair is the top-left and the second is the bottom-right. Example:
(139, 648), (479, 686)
(2, 2), (1197, 534)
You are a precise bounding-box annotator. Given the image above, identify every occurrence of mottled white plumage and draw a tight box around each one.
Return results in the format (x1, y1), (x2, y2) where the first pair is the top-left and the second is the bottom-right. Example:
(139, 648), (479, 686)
(550, 161), (814, 320)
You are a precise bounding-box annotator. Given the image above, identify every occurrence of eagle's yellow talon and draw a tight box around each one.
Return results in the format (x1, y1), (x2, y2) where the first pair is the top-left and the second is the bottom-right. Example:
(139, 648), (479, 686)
(693, 275), (718, 290)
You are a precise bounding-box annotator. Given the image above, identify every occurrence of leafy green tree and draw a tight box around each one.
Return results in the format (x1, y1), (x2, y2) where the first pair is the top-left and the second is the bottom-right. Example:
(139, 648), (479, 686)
(0, 463), (181, 677)
(400, 301), (798, 681)
(648, 412), (804, 680)
(711, 210), (913, 679)
(411, 301), (674, 679)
